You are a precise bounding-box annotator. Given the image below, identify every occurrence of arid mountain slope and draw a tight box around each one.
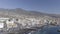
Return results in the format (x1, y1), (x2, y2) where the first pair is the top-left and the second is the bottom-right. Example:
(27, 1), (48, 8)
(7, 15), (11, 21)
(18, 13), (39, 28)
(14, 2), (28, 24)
(0, 8), (60, 18)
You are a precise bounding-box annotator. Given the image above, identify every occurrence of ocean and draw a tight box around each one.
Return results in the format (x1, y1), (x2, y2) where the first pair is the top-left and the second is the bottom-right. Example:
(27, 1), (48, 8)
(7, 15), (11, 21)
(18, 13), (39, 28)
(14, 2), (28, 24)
(28, 26), (60, 34)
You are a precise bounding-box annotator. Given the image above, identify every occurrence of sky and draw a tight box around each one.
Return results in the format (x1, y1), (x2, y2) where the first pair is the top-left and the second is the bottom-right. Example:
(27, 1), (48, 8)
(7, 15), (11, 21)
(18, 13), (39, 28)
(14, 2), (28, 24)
(0, 0), (60, 14)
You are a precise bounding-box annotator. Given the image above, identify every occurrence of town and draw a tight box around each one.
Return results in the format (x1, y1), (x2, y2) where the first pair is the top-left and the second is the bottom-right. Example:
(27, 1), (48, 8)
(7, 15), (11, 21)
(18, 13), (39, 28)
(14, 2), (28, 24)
(0, 16), (59, 30)
(0, 15), (59, 34)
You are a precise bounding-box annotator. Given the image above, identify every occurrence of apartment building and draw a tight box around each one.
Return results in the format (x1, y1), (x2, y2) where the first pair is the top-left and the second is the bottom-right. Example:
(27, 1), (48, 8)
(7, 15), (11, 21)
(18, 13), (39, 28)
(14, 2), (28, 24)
(0, 17), (9, 30)
(0, 18), (18, 29)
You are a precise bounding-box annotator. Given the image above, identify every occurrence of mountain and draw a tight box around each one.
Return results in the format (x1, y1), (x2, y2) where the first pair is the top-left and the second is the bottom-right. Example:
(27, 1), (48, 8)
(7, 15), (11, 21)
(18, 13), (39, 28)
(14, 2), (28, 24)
(0, 8), (59, 18)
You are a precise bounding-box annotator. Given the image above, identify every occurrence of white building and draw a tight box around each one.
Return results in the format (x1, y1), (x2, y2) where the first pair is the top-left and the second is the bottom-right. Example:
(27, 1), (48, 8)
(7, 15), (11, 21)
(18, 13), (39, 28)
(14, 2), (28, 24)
(0, 17), (9, 29)
(0, 17), (18, 29)
(6, 18), (18, 28)
(0, 22), (4, 28)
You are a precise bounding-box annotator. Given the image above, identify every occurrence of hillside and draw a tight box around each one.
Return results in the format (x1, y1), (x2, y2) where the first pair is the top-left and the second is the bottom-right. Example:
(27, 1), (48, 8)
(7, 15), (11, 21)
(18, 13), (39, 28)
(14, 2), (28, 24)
(0, 8), (59, 18)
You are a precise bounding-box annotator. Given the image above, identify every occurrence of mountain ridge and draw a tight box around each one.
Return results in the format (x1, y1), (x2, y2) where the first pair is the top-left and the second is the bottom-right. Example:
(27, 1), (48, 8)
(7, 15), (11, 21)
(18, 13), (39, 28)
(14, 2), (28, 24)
(0, 8), (59, 18)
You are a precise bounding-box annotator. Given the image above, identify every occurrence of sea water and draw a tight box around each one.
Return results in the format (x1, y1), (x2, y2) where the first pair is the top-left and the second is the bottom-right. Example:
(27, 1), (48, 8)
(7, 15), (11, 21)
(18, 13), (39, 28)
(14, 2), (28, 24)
(28, 26), (60, 34)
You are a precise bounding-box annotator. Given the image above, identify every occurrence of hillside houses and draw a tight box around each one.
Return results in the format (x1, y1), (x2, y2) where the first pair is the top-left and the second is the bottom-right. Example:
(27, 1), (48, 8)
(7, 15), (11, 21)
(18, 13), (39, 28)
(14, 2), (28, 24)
(0, 17), (42, 29)
(0, 18), (9, 29)
(0, 18), (17, 29)
(0, 16), (59, 30)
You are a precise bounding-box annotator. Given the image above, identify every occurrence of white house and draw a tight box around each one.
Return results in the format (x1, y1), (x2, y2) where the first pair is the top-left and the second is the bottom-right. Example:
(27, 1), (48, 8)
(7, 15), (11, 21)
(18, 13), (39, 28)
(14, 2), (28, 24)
(0, 17), (9, 29)
(0, 22), (4, 28)
(6, 18), (17, 28)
